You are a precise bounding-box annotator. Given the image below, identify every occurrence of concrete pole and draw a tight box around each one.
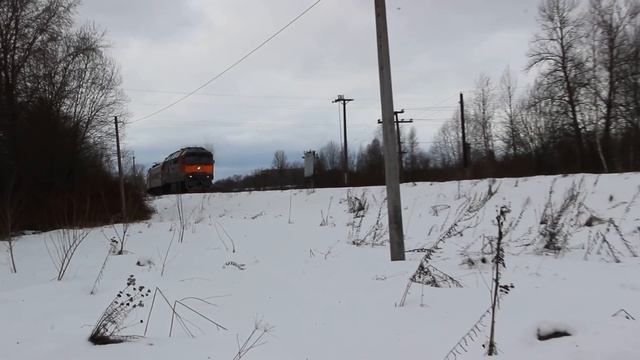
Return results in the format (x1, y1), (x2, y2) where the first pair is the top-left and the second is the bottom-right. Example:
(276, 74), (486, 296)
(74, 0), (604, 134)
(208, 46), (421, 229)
(374, 0), (405, 261)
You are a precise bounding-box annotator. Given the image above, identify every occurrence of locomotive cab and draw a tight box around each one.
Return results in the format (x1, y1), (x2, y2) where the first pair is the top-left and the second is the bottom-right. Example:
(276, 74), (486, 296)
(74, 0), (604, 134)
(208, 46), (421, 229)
(182, 150), (214, 192)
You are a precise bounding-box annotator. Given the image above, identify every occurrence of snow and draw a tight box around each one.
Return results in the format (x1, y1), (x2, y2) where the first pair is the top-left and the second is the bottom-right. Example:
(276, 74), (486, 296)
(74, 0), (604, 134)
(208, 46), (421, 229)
(1, 173), (640, 359)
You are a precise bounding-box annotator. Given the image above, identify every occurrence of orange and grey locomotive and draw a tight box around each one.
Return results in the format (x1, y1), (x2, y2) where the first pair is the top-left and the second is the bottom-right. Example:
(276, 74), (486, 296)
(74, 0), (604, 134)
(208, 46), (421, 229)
(147, 147), (214, 195)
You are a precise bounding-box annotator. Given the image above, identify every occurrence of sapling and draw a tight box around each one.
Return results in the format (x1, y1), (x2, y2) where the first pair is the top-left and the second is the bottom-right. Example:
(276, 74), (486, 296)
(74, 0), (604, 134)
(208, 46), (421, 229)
(2, 176), (19, 273)
(45, 227), (90, 281)
(443, 206), (514, 359)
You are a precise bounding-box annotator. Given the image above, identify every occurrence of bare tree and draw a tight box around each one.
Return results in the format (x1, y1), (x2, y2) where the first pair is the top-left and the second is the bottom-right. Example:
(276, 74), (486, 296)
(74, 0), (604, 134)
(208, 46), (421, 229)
(0, 175), (19, 273)
(469, 74), (496, 161)
(619, 16), (640, 166)
(356, 137), (384, 181)
(588, 0), (640, 171)
(404, 126), (425, 180)
(0, 0), (78, 114)
(318, 141), (341, 171)
(0, 0), (80, 233)
(0, 0), (145, 236)
(46, 227), (90, 281)
(528, 0), (589, 168)
(430, 112), (462, 168)
(498, 67), (522, 157)
(521, 80), (563, 155)
(271, 150), (288, 189)
(271, 150), (288, 170)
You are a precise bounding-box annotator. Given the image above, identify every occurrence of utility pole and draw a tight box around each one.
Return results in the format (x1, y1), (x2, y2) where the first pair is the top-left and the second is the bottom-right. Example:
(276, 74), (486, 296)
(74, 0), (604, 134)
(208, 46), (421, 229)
(114, 116), (126, 223)
(333, 95), (353, 186)
(377, 109), (413, 182)
(459, 92), (470, 176)
(132, 155), (138, 188)
(374, 0), (405, 261)
(394, 109), (409, 182)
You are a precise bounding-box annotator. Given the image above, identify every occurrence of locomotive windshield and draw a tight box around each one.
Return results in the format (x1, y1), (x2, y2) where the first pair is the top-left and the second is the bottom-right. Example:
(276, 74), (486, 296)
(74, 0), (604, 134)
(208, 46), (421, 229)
(185, 153), (213, 164)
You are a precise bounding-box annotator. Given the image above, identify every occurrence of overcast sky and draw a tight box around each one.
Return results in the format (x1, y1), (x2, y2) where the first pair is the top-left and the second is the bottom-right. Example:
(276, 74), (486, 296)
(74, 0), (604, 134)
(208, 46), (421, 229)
(77, 0), (540, 180)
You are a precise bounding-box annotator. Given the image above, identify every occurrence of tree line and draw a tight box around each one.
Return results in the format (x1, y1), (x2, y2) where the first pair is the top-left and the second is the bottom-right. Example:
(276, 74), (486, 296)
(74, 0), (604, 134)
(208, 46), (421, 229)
(214, 126), (431, 191)
(0, 0), (151, 237)
(431, 0), (640, 178)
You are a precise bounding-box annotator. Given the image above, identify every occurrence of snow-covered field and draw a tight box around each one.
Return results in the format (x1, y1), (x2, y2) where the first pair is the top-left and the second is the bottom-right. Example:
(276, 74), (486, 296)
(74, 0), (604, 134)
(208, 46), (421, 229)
(1, 173), (640, 359)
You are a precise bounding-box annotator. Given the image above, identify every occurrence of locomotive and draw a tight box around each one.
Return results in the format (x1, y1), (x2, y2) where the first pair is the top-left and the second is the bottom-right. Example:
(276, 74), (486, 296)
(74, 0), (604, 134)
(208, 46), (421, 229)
(146, 147), (214, 195)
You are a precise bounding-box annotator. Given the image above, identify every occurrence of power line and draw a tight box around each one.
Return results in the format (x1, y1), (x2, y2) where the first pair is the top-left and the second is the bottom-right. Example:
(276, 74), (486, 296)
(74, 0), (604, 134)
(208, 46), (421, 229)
(410, 118), (449, 122)
(413, 105), (458, 108)
(128, 86), (469, 106)
(125, 88), (331, 101)
(127, 88), (461, 112)
(411, 93), (460, 117)
(130, 0), (323, 124)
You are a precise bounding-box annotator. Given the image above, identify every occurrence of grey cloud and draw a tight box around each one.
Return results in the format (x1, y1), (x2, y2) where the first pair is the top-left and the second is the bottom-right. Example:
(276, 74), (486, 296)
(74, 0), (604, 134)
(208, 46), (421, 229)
(77, 0), (204, 40)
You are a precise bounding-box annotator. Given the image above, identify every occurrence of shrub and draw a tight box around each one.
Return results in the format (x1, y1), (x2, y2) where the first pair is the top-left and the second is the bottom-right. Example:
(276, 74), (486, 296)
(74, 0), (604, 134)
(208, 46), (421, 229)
(89, 275), (151, 345)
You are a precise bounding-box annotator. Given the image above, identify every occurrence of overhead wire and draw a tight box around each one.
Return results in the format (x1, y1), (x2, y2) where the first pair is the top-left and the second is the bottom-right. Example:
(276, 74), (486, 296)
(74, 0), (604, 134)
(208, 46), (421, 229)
(125, 88), (332, 101)
(129, 0), (323, 124)
(411, 92), (460, 118)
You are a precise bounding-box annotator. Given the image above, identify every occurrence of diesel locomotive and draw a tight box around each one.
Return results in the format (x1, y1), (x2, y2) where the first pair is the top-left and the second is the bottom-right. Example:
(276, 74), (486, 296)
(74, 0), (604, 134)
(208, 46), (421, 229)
(146, 147), (214, 195)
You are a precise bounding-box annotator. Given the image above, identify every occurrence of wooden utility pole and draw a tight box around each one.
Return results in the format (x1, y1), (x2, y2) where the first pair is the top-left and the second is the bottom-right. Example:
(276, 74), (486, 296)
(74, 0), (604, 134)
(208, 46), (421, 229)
(132, 155), (138, 188)
(393, 109), (410, 182)
(333, 95), (353, 186)
(377, 110), (413, 182)
(459, 92), (470, 175)
(374, 0), (405, 261)
(114, 116), (126, 223)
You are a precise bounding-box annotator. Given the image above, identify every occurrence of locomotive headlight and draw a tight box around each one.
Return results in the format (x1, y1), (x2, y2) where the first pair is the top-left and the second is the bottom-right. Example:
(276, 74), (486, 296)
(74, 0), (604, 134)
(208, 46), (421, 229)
(197, 166), (201, 170)
(189, 175), (193, 178)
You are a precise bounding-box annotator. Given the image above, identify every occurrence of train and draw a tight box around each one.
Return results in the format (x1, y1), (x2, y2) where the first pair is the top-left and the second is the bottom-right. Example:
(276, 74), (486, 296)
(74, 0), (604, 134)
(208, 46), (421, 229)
(146, 147), (215, 195)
